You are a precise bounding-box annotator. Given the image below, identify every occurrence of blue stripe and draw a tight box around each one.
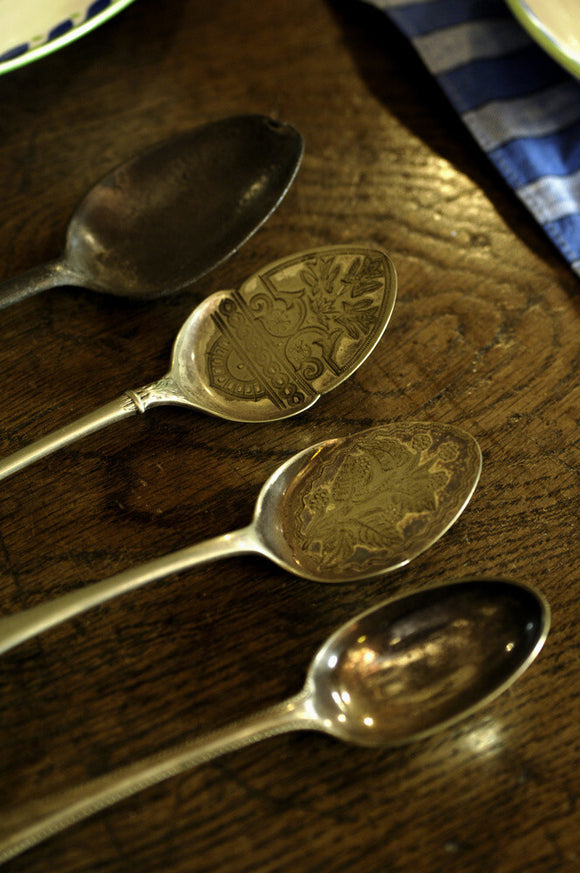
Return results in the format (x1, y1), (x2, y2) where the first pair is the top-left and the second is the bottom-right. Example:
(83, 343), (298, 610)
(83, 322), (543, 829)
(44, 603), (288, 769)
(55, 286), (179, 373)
(439, 45), (568, 113)
(544, 213), (580, 262)
(463, 81), (580, 152)
(49, 20), (74, 41)
(490, 120), (580, 188)
(88, 0), (112, 17)
(0, 42), (28, 62)
(414, 18), (531, 76)
(384, 0), (507, 38)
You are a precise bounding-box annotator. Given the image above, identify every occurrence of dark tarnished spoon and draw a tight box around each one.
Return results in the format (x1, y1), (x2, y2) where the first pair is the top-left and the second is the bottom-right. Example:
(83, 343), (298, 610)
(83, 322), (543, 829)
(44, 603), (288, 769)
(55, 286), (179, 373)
(0, 115), (303, 307)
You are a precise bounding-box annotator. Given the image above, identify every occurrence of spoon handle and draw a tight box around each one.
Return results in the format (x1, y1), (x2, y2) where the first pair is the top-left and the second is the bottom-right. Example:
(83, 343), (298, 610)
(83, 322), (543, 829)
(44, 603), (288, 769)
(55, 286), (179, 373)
(0, 259), (78, 309)
(0, 527), (256, 655)
(0, 692), (312, 866)
(0, 395), (138, 481)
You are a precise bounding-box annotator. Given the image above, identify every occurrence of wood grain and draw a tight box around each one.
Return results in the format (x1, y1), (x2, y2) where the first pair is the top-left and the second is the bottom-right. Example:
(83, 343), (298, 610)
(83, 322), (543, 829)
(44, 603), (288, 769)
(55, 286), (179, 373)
(0, 0), (578, 871)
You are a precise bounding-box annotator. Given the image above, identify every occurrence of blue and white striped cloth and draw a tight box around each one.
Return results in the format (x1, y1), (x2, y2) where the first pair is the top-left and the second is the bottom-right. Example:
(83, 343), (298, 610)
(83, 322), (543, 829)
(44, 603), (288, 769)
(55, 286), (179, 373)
(367, 0), (580, 278)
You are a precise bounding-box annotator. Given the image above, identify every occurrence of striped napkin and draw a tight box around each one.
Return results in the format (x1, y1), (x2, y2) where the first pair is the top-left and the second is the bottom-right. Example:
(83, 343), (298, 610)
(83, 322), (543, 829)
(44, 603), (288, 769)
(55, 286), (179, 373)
(366, 0), (580, 279)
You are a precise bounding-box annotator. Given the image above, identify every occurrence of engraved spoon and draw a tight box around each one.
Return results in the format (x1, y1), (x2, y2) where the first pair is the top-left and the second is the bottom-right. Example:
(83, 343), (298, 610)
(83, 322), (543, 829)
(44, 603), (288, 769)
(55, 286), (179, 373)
(0, 578), (549, 866)
(0, 115), (303, 308)
(0, 421), (481, 655)
(0, 245), (397, 481)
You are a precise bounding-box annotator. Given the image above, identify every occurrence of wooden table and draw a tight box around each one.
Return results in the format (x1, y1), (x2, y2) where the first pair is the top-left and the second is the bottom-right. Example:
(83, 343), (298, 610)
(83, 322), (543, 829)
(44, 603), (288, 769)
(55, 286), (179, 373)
(0, 1), (578, 870)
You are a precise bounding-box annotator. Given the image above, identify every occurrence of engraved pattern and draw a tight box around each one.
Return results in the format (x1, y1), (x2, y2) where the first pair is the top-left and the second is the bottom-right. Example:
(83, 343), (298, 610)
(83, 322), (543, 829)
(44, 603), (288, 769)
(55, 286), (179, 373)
(284, 423), (480, 580)
(206, 248), (394, 409)
(122, 375), (185, 413)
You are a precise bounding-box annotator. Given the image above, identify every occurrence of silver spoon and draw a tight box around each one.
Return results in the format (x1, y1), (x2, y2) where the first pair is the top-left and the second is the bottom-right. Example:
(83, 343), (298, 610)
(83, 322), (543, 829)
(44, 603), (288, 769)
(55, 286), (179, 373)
(0, 245), (397, 480)
(0, 577), (549, 866)
(0, 421), (481, 655)
(0, 115), (303, 308)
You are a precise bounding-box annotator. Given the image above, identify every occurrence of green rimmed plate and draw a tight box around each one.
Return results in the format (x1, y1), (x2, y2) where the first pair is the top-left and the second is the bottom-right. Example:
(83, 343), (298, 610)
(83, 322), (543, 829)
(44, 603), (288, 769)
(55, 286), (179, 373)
(506, 0), (580, 79)
(0, 0), (138, 76)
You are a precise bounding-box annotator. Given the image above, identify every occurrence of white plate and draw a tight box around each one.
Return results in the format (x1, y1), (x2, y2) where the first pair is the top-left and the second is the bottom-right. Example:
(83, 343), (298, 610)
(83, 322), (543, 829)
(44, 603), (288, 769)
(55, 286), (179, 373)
(506, 0), (580, 79)
(0, 0), (137, 76)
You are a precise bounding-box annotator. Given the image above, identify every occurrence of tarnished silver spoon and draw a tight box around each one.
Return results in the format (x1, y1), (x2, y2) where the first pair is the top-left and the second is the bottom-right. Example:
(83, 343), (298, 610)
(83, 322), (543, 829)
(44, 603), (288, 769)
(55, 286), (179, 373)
(0, 245), (397, 480)
(0, 115), (303, 308)
(0, 578), (549, 866)
(0, 421), (481, 655)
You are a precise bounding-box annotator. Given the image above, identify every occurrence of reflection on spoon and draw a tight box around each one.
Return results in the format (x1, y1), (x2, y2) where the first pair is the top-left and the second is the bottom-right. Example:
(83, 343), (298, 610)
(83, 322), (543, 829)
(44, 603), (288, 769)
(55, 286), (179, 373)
(0, 421), (481, 655)
(0, 115), (303, 308)
(0, 578), (549, 866)
(0, 245), (397, 479)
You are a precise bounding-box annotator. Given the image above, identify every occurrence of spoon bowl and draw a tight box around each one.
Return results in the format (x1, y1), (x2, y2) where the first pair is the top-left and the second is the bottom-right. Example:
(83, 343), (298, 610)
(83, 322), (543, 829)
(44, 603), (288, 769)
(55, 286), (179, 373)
(0, 578), (549, 864)
(0, 115), (303, 307)
(167, 244), (397, 421)
(310, 577), (549, 745)
(0, 421), (481, 656)
(254, 420), (482, 581)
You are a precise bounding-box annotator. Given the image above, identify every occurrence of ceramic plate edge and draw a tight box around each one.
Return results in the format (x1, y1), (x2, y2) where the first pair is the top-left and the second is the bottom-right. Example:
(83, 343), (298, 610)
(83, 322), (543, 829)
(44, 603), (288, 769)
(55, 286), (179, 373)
(505, 0), (580, 79)
(0, 0), (138, 76)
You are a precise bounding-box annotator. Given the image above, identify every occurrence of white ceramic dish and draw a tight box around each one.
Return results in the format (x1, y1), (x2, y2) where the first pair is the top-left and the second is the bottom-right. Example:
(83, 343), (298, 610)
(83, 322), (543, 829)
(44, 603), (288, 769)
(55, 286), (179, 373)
(506, 0), (580, 79)
(0, 0), (137, 76)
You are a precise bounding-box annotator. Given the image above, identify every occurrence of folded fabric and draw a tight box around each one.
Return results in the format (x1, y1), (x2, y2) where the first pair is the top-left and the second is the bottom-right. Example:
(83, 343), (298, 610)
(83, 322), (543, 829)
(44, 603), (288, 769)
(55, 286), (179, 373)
(366, 0), (580, 278)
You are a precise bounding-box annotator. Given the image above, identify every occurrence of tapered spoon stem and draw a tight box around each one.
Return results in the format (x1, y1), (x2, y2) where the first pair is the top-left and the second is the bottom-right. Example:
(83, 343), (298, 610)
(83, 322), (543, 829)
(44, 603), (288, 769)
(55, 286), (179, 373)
(0, 374), (193, 481)
(0, 259), (77, 308)
(0, 395), (138, 481)
(0, 692), (313, 865)
(0, 526), (256, 655)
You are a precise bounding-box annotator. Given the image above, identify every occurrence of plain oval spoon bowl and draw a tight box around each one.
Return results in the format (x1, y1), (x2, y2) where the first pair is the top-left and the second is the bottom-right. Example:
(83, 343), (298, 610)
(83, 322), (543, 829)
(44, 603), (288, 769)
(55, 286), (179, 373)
(0, 244), (397, 480)
(0, 577), (549, 865)
(0, 114), (303, 308)
(0, 421), (481, 655)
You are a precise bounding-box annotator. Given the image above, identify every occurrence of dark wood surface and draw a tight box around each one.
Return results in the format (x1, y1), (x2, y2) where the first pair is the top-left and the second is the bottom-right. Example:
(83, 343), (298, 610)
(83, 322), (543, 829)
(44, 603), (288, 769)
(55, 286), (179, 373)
(0, 1), (579, 870)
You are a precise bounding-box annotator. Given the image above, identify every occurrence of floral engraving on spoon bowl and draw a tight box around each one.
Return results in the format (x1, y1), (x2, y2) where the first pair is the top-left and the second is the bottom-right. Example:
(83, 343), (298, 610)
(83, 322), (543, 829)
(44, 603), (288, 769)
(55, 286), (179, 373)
(279, 422), (482, 580)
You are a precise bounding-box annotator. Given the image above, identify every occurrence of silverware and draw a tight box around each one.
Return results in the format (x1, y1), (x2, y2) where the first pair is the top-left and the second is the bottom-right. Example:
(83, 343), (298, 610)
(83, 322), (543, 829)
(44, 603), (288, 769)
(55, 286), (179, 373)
(0, 245), (397, 480)
(0, 421), (481, 655)
(0, 115), (303, 307)
(0, 578), (549, 866)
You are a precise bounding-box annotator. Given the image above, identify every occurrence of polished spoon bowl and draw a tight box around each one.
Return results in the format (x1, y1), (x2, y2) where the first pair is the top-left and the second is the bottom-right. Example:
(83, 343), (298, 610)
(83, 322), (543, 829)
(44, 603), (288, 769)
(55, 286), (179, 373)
(0, 577), (549, 865)
(0, 421), (481, 655)
(0, 114), (303, 308)
(0, 245), (397, 480)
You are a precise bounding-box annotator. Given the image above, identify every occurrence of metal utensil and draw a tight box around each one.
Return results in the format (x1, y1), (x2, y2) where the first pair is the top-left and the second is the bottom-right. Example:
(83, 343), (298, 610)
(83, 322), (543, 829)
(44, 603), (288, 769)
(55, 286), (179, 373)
(0, 115), (303, 308)
(0, 245), (397, 480)
(0, 421), (481, 655)
(0, 578), (549, 865)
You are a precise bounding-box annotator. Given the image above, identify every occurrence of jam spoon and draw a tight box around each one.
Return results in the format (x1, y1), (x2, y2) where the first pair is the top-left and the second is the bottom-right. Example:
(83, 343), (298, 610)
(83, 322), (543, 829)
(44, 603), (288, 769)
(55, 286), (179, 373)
(0, 245), (397, 480)
(0, 421), (481, 655)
